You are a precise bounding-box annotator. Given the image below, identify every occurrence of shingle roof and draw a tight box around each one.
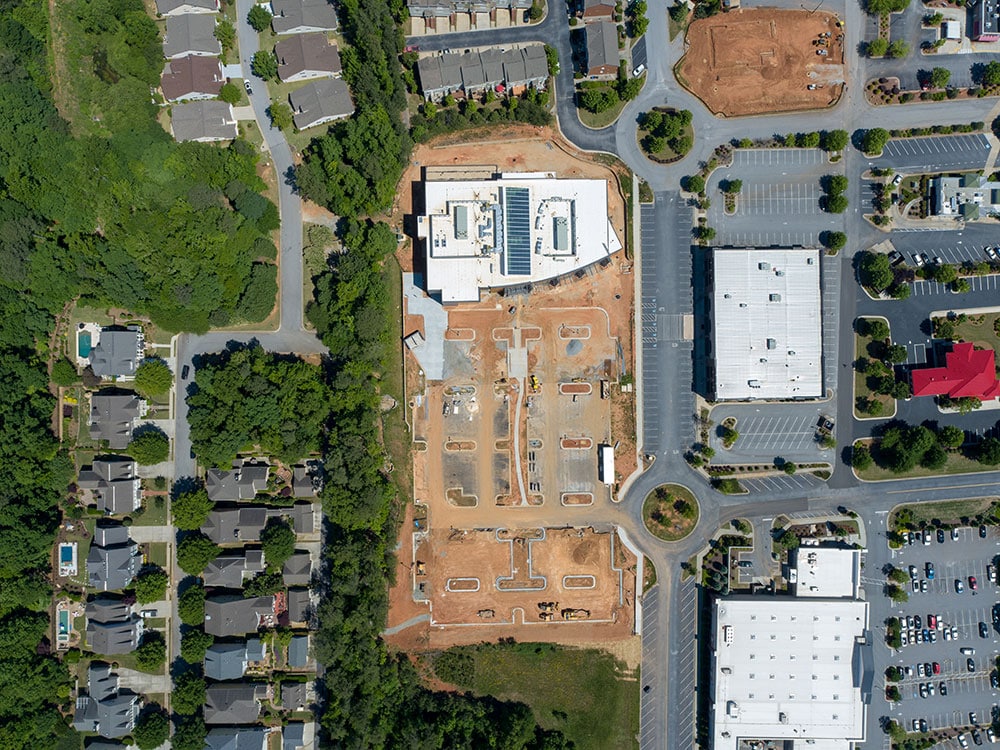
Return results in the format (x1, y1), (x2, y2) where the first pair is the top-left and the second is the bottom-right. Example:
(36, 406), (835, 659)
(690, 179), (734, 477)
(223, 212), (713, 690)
(282, 722), (306, 750)
(86, 597), (132, 624)
(281, 681), (307, 710)
(78, 461), (141, 515)
(204, 642), (248, 680)
(155, 0), (217, 13)
(203, 549), (266, 587)
(163, 14), (221, 58)
(205, 727), (270, 750)
(86, 618), (142, 655)
(206, 460), (270, 501)
(161, 55), (224, 101)
(271, 0), (339, 34)
(87, 525), (138, 591)
(282, 551), (311, 586)
(275, 33), (341, 81)
(202, 506), (269, 543)
(246, 636), (266, 662)
(89, 391), (143, 450)
(88, 662), (119, 702)
(287, 634), (309, 668)
(204, 682), (265, 724)
(171, 100), (237, 142)
(286, 587), (311, 623)
(89, 329), (141, 379)
(586, 21), (619, 71)
(291, 463), (322, 497)
(204, 595), (274, 636)
(288, 78), (354, 129)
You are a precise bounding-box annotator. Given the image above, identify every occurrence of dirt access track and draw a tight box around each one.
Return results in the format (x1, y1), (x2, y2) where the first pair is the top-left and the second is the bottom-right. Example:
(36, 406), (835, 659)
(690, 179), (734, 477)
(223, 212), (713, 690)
(679, 9), (845, 117)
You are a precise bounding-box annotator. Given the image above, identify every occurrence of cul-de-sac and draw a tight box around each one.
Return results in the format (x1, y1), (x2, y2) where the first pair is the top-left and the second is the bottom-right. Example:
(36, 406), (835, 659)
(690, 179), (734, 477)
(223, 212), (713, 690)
(5, 0), (1000, 747)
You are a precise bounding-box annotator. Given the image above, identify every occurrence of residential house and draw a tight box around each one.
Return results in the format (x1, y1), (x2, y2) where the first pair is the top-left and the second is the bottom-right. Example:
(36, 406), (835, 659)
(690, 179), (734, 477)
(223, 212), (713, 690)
(202, 506), (269, 544)
(206, 459), (270, 502)
(282, 723), (309, 750)
(89, 391), (145, 450)
(291, 462), (323, 497)
(271, 0), (339, 34)
(78, 457), (141, 516)
(204, 595), (275, 636)
(86, 597), (143, 655)
(407, 0), (532, 31)
(161, 55), (225, 101)
(288, 78), (355, 130)
(205, 641), (250, 680)
(88, 327), (143, 380)
(73, 664), (140, 739)
(287, 634), (310, 669)
(286, 587), (312, 624)
(281, 681), (308, 710)
(289, 503), (316, 535)
(205, 727), (270, 750)
(933, 174), (1000, 219)
(203, 549), (266, 588)
(275, 33), (342, 82)
(155, 0), (219, 15)
(204, 682), (267, 724)
(911, 342), (1000, 401)
(582, 0), (615, 21)
(87, 523), (139, 592)
(246, 636), (267, 664)
(585, 21), (619, 77)
(282, 551), (311, 586)
(171, 100), (238, 142)
(163, 14), (221, 58)
(416, 46), (548, 101)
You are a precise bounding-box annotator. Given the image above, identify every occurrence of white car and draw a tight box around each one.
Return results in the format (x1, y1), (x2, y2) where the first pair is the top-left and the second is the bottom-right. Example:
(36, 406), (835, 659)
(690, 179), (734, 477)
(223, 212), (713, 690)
(986, 246), (998, 260)
(914, 253), (926, 267)
(632, 64), (646, 77)
(892, 174), (903, 186)
(959, 733), (970, 749)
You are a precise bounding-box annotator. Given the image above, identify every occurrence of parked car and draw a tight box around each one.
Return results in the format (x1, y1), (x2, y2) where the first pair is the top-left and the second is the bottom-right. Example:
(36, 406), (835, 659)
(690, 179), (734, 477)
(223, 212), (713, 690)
(632, 64), (646, 77)
(924, 530), (932, 545)
(914, 253), (926, 267)
(953, 528), (960, 541)
(959, 733), (970, 749)
(933, 662), (941, 675)
(950, 626), (958, 640)
(987, 726), (996, 743)
(928, 614), (937, 629)
(915, 615), (922, 629)
(972, 712), (979, 725)
(992, 671), (999, 689)
(988, 564), (996, 583)
(920, 579), (929, 593)
(961, 647), (976, 655)
(981, 622), (990, 638)
(909, 565), (918, 580)
(944, 627), (953, 641)
(974, 729), (984, 746)
(181, 364), (190, 380)
(957, 579), (966, 593)
(920, 682), (928, 698)
(912, 579), (919, 593)
(907, 615), (915, 628)
(918, 662), (926, 677)
(892, 173), (903, 186)
(970, 575), (979, 591)
(929, 629), (937, 643)
(926, 562), (935, 580)
(243, 80), (253, 95)
(940, 681), (948, 696)
(968, 657), (977, 673)
(987, 246), (999, 260)
(981, 524), (989, 538)
(938, 528), (946, 543)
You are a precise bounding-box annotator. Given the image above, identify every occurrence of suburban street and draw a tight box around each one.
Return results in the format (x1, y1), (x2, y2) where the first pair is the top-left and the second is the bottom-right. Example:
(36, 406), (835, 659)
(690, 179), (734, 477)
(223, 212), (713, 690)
(158, 0), (1000, 746)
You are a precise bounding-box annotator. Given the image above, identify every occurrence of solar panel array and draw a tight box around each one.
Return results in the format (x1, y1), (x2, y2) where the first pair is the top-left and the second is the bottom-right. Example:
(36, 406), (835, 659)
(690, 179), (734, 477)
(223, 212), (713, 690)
(503, 187), (531, 276)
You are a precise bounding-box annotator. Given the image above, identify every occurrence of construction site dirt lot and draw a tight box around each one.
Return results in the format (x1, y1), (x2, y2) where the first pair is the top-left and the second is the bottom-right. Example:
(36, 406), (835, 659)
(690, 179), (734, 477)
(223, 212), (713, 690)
(396, 526), (636, 649)
(679, 9), (845, 118)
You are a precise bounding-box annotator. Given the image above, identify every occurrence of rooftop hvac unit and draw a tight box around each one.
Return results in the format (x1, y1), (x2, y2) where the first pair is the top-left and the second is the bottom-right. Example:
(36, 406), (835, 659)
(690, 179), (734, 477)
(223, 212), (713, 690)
(769, 293), (781, 302)
(779, 712), (788, 724)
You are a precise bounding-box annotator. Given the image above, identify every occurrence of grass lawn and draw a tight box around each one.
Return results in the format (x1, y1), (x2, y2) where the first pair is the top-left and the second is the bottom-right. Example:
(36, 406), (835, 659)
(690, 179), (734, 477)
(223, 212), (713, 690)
(133, 495), (167, 526)
(432, 642), (639, 750)
(856, 439), (1000, 480)
(577, 91), (627, 129)
(642, 483), (698, 541)
(381, 256), (412, 500)
(945, 311), (1000, 351)
(889, 497), (997, 530)
(145, 542), (169, 570)
(668, 11), (687, 40)
(853, 318), (896, 419)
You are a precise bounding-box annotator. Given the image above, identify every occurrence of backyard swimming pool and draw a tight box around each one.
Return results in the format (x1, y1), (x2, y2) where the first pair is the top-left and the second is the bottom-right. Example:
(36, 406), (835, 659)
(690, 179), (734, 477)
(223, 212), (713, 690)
(77, 331), (92, 358)
(58, 609), (69, 635)
(58, 542), (77, 577)
(60, 545), (73, 564)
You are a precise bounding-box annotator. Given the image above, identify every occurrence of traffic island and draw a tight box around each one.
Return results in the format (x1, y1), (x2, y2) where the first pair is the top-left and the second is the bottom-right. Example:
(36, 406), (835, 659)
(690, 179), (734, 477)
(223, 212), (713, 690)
(642, 484), (699, 541)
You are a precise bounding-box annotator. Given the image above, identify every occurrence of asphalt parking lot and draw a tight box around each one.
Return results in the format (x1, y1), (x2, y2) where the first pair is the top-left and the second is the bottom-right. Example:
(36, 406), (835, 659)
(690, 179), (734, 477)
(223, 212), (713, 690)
(910, 274), (1000, 297)
(709, 404), (837, 464)
(869, 134), (991, 174)
(887, 526), (1000, 738)
(708, 149), (843, 248)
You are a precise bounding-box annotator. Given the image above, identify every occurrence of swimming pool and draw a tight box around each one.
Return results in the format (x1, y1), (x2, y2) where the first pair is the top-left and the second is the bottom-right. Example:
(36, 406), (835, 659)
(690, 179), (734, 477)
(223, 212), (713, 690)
(58, 609), (69, 635)
(77, 331), (92, 358)
(60, 545), (73, 564)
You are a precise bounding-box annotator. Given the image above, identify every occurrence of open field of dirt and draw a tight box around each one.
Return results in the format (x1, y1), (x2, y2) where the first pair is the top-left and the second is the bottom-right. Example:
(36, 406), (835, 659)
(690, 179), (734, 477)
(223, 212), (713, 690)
(679, 9), (845, 117)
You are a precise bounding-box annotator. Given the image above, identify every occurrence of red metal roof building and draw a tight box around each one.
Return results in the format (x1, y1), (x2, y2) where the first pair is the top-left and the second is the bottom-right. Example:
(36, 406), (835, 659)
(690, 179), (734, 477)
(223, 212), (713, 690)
(911, 342), (1000, 400)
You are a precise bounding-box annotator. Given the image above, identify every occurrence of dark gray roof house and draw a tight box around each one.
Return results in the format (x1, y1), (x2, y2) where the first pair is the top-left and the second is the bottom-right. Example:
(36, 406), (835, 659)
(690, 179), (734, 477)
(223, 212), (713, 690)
(206, 459), (271, 501)
(89, 327), (143, 380)
(78, 457), (141, 516)
(87, 523), (139, 592)
(281, 681), (307, 710)
(73, 663), (139, 739)
(246, 636), (267, 663)
(287, 634), (309, 669)
(205, 727), (270, 750)
(288, 502), (316, 534)
(155, 0), (219, 14)
(416, 46), (549, 102)
(585, 21), (619, 77)
(86, 596), (132, 624)
(171, 101), (238, 142)
(163, 14), (221, 58)
(282, 722), (309, 750)
(275, 33), (341, 83)
(86, 615), (143, 655)
(204, 595), (275, 636)
(89, 391), (144, 450)
(286, 587), (312, 624)
(282, 551), (311, 586)
(289, 77), (354, 130)
(203, 549), (266, 588)
(291, 463), (323, 498)
(202, 506), (269, 544)
(204, 682), (267, 724)
(205, 641), (249, 680)
(271, 0), (339, 34)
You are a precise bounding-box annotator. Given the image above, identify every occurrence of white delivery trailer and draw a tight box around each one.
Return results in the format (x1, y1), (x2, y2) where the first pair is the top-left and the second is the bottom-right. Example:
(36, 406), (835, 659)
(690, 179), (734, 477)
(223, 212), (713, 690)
(598, 444), (614, 485)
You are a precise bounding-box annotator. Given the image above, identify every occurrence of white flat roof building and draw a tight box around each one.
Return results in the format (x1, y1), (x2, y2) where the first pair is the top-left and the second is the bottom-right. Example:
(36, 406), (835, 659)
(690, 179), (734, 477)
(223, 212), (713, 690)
(416, 172), (622, 303)
(711, 247), (823, 401)
(712, 597), (869, 750)
(789, 544), (863, 599)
